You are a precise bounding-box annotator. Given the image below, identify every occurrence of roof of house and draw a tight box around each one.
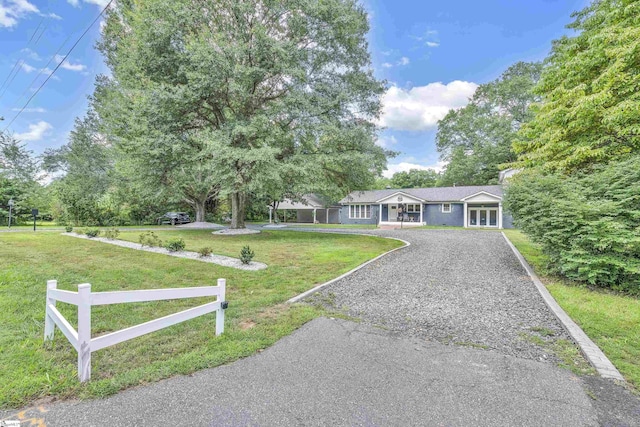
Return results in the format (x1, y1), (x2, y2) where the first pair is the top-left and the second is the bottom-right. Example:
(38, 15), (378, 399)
(339, 185), (504, 204)
(276, 194), (340, 210)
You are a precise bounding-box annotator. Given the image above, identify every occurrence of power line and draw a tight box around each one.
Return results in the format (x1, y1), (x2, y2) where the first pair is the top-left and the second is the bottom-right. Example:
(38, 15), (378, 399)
(0, 12), (50, 101)
(0, 60), (22, 93)
(3, 0), (115, 132)
(0, 60), (25, 99)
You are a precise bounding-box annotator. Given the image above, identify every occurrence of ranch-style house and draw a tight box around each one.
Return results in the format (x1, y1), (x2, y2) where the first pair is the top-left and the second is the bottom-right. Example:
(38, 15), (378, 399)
(275, 184), (514, 229)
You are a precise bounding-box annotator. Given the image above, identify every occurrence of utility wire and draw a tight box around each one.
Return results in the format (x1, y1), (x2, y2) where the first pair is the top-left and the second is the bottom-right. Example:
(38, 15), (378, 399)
(0, 60), (23, 95)
(0, 60), (25, 99)
(0, 13), (49, 101)
(3, 0), (114, 132)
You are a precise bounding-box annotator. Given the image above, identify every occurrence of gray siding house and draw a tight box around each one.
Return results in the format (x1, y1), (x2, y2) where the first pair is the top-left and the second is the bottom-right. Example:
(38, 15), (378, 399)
(339, 185), (514, 229)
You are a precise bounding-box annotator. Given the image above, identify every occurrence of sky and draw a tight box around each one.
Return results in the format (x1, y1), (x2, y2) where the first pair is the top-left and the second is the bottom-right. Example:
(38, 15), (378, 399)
(0, 0), (589, 177)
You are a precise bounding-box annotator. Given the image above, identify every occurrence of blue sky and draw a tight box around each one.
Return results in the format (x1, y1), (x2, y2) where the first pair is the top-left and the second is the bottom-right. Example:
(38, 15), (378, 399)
(0, 0), (588, 177)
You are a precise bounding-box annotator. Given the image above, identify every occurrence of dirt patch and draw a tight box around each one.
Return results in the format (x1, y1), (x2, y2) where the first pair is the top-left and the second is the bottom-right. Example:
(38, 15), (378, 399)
(238, 320), (257, 330)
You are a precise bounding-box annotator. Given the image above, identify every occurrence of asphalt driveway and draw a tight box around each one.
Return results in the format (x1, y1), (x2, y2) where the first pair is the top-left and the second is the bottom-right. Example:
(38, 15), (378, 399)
(2, 229), (639, 426)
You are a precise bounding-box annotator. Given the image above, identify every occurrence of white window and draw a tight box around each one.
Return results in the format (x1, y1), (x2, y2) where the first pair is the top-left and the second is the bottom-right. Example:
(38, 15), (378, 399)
(349, 204), (371, 219)
(407, 204), (421, 213)
(442, 203), (452, 213)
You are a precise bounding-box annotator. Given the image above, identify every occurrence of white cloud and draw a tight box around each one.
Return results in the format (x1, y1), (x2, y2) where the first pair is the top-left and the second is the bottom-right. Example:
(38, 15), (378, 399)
(383, 161), (447, 178)
(380, 81), (478, 131)
(0, 0), (39, 28)
(20, 62), (36, 73)
(54, 54), (87, 72)
(21, 48), (41, 60)
(398, 57), (410, 66)
(376, 135), (398, 149)
(68, 0), (111, 7)
(381, 62), (393, 68)
(15, 121), (52, 142)
(426, 41), (440, 48)
(12, 107), (46, 113)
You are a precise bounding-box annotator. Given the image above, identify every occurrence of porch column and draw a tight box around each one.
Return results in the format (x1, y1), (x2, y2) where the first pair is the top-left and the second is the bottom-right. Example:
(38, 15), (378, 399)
(313, 209), (317, 224)
(326, 209), (329, 224)
(419, 204), (424, 225)
(463, 202), (468, 228)
(498, 202), (503, 229)
(379, 204), (382, 225)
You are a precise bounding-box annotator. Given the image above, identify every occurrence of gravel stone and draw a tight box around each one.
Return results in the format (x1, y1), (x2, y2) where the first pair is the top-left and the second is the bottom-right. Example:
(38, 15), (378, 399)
(312, 229), (572, 363)
(176, 221), (224, 229)
(62, 232), (267, 271)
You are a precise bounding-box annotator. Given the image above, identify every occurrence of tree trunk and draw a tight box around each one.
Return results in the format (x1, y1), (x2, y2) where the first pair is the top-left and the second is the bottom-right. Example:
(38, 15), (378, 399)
(194, 197), (206, 223)
(230, 191), (246, 229)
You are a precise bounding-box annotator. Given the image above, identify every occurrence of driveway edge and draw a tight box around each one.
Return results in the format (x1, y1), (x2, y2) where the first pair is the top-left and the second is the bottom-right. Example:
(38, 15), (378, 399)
(287, 236), (410, 304)
(501, 232), (625, 381)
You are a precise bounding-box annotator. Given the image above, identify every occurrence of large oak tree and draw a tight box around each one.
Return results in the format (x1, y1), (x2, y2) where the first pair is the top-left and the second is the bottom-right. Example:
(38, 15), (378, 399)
(95, 0), (388, 228)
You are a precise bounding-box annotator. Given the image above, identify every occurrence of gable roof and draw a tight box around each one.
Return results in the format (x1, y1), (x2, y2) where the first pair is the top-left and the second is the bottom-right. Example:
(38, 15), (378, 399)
(340, 185), (504, 204)
(374, 191), (426, 203)
(276, 194), (340, 210)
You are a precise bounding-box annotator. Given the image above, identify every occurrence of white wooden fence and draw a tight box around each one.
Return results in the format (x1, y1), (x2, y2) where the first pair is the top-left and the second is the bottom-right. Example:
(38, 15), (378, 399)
(44, 278), (227, 382)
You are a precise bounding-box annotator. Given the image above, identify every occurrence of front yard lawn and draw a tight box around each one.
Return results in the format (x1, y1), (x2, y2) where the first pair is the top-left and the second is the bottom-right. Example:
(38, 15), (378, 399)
(0, 230), (402, 409)
(503, 229), (640, 392)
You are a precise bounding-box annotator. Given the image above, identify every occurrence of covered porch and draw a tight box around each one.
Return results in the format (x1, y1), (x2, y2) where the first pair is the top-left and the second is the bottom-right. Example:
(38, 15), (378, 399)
(375, 192), (425, 226)
(461, 191), (503, 229)
(271, 195), (341, 224)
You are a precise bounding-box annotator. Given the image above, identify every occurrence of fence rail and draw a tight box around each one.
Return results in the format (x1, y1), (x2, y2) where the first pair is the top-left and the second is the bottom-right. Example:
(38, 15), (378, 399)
(44, 279), (227, 382)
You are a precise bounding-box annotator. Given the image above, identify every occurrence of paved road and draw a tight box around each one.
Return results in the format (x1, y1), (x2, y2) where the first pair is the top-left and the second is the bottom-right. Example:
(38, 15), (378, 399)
(3, 229), (639, 426)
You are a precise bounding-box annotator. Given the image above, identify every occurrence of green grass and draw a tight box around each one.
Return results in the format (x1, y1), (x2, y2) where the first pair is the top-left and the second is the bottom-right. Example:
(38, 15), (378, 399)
(503, 229), (640, 391)
(0, 229), (402, 409)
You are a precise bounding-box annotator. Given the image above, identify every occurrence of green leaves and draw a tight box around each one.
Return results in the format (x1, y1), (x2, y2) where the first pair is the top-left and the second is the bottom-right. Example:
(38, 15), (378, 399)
(504, 154), (640, 294)
(436, 62), (542, 186)
(514, 0), (640, 172)
(95, 0), (387, 227)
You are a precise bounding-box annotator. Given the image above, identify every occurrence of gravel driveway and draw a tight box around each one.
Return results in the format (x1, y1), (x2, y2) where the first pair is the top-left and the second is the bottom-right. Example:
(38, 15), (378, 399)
(311, 229), (572, 363)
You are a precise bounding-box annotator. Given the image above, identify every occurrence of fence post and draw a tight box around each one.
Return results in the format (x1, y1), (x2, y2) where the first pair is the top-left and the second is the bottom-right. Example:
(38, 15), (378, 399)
(216, 278), (226, 336)
(44, 280), (57, 342)
(77, 283), (92, 382)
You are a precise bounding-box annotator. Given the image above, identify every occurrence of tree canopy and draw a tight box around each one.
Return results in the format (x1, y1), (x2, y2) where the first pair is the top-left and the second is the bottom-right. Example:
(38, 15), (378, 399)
(436, 61), (542, 185)
(95, 0), (388, 228)
(514, 0), (640, 172)
(506, 0), (640, 294)
(389, 169), (439, 188)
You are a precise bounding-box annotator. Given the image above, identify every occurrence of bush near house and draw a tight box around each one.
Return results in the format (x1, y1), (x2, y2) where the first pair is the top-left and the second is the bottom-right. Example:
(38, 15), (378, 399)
(504, 155), (640, 295)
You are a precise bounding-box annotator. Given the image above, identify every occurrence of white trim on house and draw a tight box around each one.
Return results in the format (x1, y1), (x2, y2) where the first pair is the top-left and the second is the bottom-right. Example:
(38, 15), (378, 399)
(460, 191), (502, 203)
(375, 191), (426, 204)
(349, 204), (371, 219)
(442, 203), (452, 213)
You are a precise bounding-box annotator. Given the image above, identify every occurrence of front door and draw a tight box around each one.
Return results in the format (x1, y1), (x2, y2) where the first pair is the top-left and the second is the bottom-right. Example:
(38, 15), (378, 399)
(468, 209), (498, 227)
(389, 204), (397, 221)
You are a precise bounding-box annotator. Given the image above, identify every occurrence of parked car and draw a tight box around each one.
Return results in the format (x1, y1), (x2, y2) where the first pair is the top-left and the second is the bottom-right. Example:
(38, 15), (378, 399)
(157, 212), (191, 225)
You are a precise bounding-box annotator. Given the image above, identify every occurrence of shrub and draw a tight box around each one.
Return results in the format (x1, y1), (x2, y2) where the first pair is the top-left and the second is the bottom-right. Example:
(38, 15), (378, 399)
(164, 237), (186, 252)
(85, 228), (100, 238)
(505, 155), (640, 295)
(104, 228), (120, 239)
(198, 247), (214, 257)
(139, 231), (162, 247)
(240, 245), (255, 264)
(65, 226), (73, 233)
